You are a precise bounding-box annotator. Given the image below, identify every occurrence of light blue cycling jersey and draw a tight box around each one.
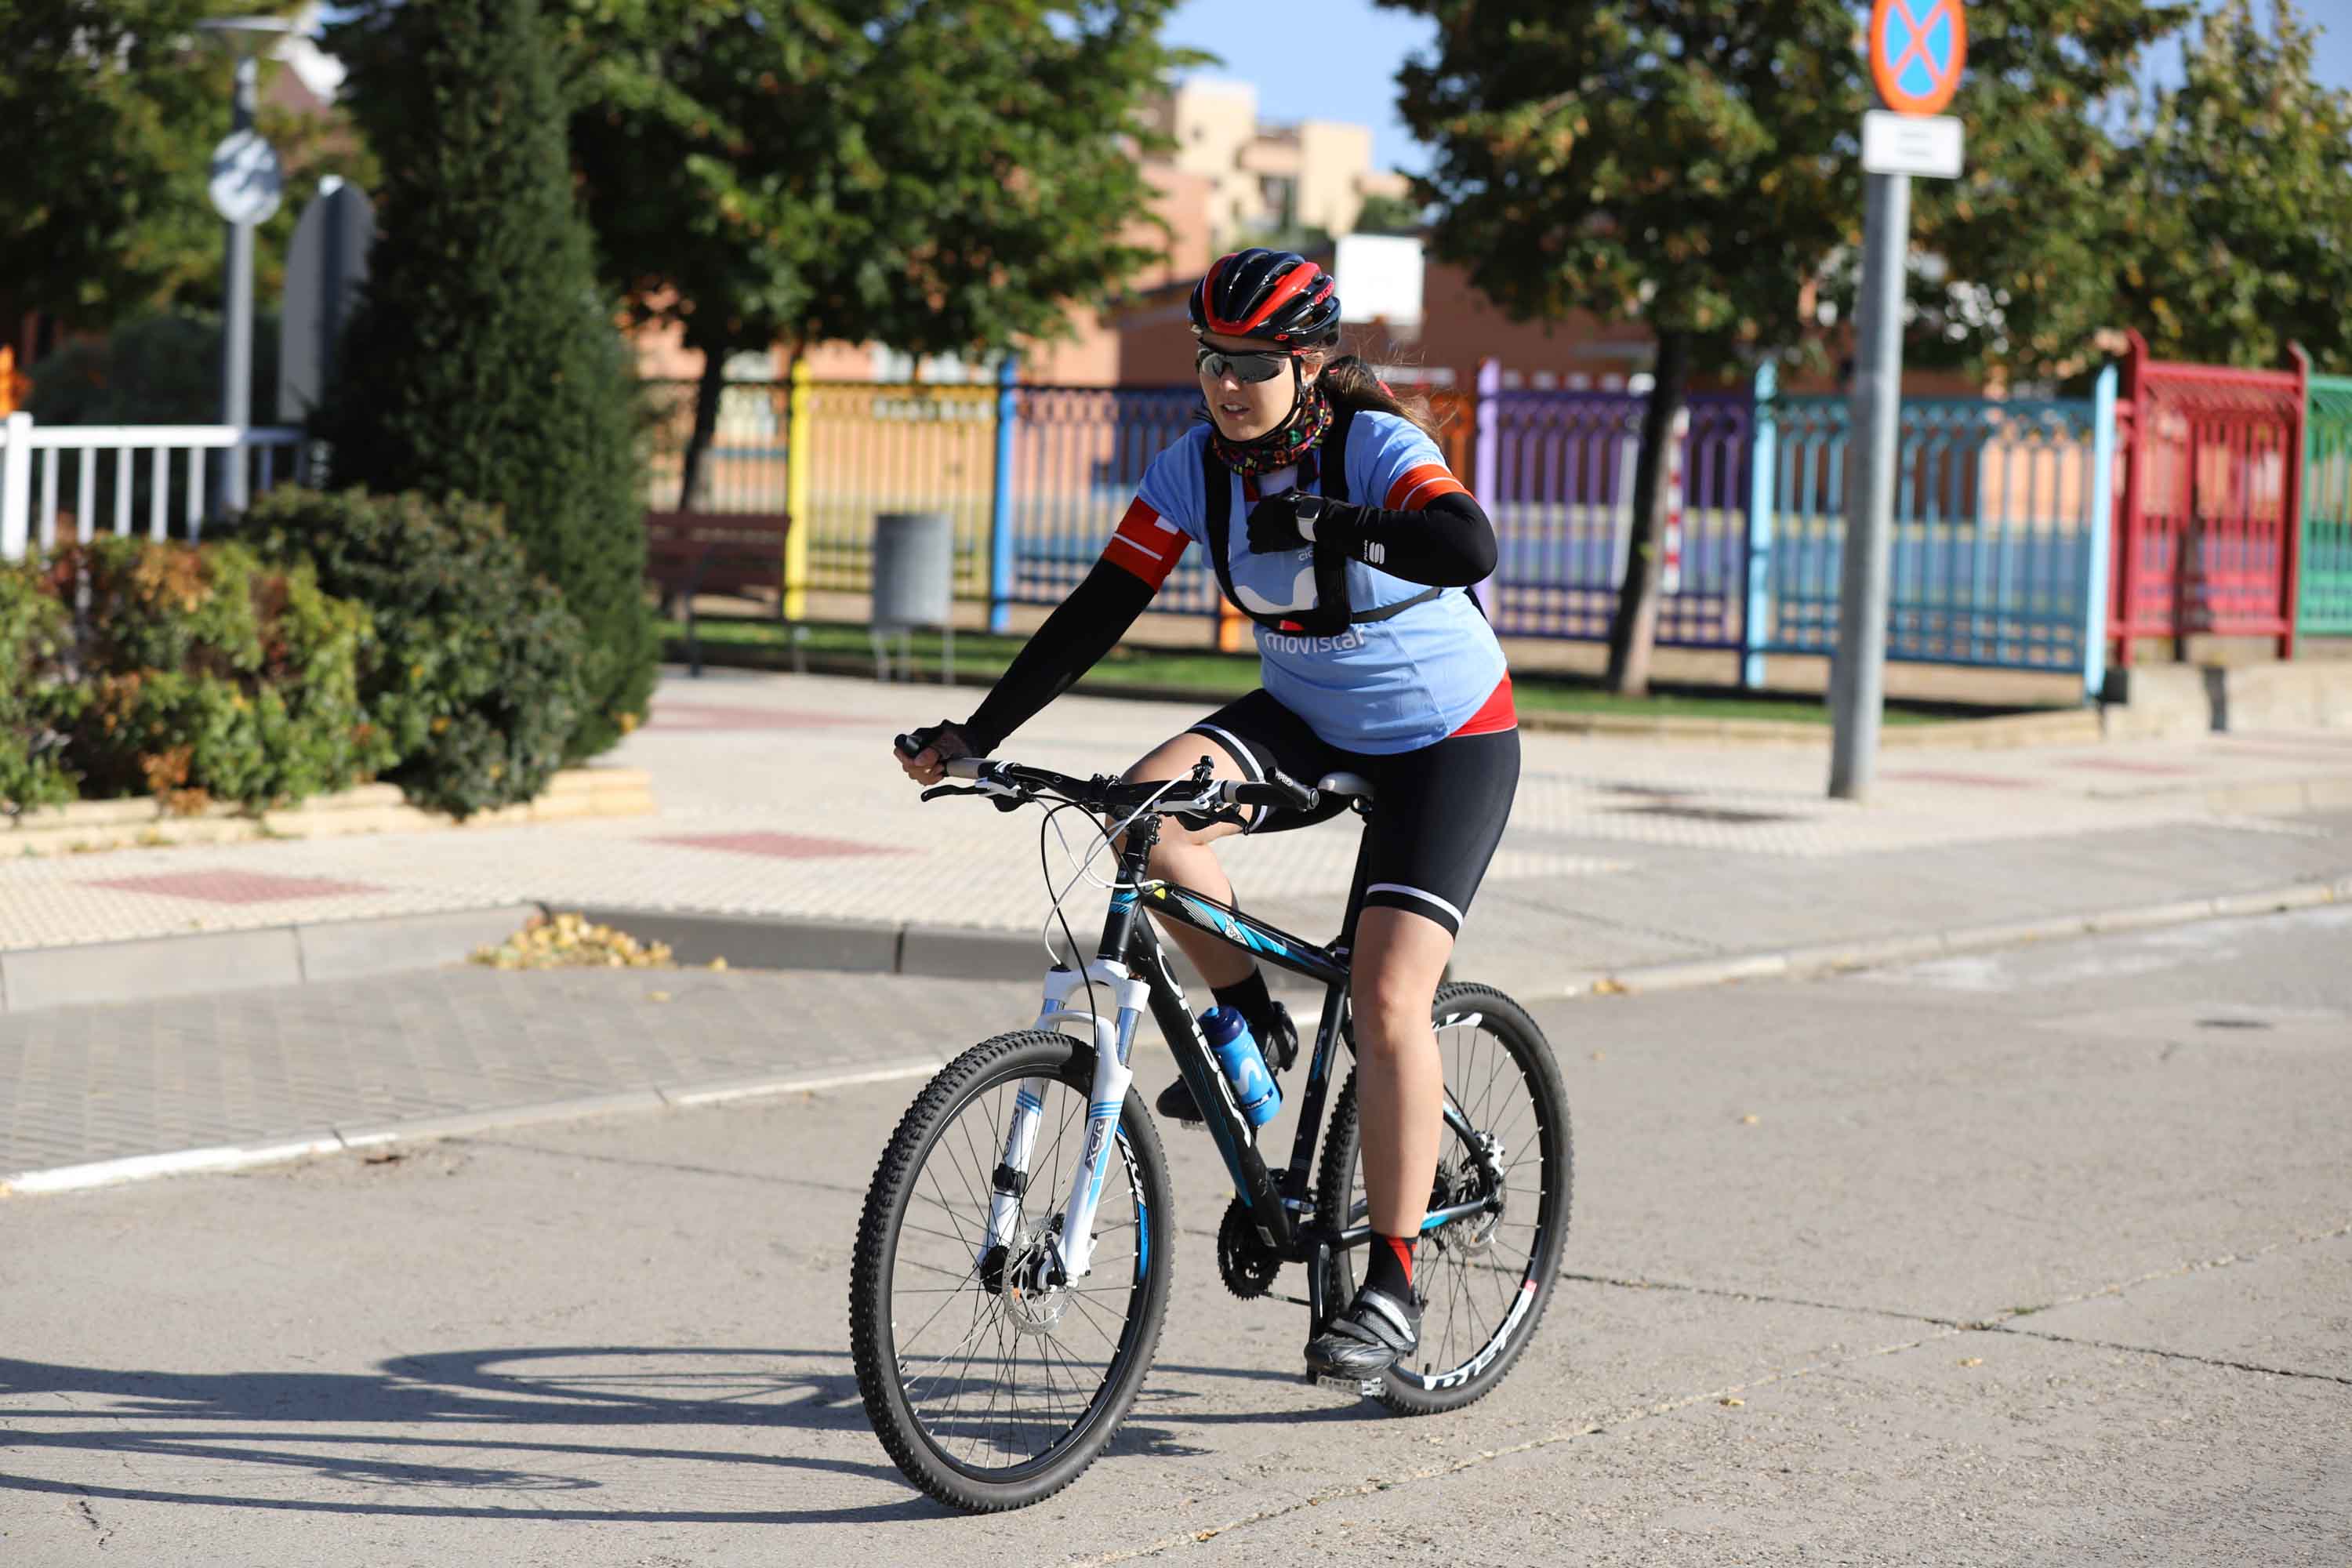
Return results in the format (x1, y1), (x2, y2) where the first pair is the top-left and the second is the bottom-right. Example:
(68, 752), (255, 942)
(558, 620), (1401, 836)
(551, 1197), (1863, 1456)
(1122, 412), (1507, 755)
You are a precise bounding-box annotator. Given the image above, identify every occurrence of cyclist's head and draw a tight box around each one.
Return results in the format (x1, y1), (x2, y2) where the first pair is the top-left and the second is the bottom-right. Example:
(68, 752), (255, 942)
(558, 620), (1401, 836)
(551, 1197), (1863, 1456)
(1192, 249), (1341, 444)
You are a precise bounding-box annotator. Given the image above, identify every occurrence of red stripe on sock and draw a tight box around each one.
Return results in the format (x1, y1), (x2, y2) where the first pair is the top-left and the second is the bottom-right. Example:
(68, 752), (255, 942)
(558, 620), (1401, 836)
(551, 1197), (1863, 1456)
(1385, 1235), (1416, 1283)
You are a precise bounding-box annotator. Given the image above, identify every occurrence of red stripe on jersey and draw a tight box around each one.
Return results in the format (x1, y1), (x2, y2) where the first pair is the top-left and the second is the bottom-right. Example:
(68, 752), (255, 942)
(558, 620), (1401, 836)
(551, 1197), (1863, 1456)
(1104, 497), (1185, 590)
(1384, 463), (1468, 511)
(1449, 672), (1517, 737)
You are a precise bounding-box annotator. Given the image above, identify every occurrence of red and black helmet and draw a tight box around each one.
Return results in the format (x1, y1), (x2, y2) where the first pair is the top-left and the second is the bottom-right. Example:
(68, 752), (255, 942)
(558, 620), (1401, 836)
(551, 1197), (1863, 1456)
(1189, 249), (1342, 345)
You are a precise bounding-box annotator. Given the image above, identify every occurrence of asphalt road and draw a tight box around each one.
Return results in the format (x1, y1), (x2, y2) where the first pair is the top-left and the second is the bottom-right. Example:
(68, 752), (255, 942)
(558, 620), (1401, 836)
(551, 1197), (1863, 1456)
(3, 906), (2347, 1566)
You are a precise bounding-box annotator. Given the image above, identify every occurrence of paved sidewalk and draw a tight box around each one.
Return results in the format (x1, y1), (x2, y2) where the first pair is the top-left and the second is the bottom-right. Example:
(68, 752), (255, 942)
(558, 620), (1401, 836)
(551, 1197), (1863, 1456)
(2, 666), (2350, 1189)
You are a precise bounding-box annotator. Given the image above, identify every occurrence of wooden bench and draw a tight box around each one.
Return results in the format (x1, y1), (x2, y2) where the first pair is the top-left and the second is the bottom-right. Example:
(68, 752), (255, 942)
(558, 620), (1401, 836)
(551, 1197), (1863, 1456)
(644, 510), (799, 677)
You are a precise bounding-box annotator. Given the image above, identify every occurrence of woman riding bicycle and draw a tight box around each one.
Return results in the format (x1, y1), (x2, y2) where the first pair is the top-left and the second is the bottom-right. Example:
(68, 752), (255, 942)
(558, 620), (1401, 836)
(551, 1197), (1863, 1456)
(895, 248), (1520, 1383)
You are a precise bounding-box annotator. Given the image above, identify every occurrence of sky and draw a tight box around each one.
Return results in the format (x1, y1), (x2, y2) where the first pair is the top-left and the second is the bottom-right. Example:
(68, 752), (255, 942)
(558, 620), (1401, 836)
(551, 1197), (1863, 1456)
(1162, 0), (2352, 177)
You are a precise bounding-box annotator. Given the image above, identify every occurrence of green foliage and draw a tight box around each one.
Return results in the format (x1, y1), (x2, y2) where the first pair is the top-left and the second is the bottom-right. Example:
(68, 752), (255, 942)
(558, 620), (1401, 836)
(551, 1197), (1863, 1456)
(0, 569), (76, 815)
(41, 539), (393, 812)
(0, 2), (373, 331)
(561, 2), (1196, 365)
(1902, 0), (2197, 379)
(29, 310), (281, 425)
(317, 0), (657, 760)
(1349, 194), (1427, 236)
(2107, 0), (2352, 368)
(216, 488), (589, 818)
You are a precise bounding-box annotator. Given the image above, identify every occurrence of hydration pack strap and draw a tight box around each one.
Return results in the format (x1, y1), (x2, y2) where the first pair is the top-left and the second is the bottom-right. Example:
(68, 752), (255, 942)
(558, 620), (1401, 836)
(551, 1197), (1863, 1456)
(1202, 402), (1442, 638)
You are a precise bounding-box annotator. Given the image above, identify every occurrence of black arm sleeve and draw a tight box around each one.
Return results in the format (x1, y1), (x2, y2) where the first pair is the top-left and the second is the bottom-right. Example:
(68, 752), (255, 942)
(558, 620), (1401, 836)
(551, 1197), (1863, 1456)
(962, 560), (1156, 753)
(1316, 492), (1497, 587)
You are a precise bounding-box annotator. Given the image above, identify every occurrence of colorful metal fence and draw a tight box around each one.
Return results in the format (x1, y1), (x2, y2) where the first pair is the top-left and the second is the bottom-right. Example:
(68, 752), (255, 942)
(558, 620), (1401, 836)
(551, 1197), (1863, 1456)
(2110, 331), (2307, 662)
(1472, 361), (1752, 649)
(2301, 372), (2352, 637)
(1751, 379), (2111, 691)
(1005, 383), (1217, 615)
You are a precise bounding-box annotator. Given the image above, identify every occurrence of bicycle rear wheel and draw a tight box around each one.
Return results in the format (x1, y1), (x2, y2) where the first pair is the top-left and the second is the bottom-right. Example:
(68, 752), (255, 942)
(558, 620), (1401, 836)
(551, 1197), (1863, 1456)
(850, 1031), (1174, 1511)
(1315, 982), (1572, 1415)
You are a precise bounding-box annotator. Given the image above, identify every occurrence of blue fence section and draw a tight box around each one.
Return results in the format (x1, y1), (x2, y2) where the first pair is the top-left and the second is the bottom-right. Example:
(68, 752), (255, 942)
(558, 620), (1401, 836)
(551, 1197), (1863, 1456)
(1482, 387), (1751, 649)
(1752, 389), (2108, 682)
(1004, 384), (1217, 618)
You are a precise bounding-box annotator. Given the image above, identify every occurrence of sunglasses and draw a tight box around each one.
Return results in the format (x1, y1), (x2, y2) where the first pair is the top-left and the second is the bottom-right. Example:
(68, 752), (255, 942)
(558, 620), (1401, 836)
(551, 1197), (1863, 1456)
(1195, 346), (1304, 385)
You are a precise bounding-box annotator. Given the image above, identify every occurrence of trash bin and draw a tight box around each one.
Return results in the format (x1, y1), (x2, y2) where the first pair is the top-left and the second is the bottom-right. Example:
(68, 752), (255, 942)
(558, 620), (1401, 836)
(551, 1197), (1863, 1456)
(870, 511), (956, 684)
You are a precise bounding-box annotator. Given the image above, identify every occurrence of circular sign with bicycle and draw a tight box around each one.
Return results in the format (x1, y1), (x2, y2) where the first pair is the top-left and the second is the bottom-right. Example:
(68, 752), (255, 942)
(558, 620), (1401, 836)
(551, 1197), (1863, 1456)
(1870, 0), (1967, 116)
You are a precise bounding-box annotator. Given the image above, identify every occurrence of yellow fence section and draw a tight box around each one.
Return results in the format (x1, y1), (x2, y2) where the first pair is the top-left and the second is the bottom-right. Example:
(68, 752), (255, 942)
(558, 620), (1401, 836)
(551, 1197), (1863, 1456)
(791, 376), (998, 605)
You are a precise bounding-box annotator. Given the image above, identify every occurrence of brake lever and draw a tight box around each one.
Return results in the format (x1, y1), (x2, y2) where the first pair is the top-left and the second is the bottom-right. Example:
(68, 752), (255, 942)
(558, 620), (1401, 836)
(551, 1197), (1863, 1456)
(920, 784), (980, 802)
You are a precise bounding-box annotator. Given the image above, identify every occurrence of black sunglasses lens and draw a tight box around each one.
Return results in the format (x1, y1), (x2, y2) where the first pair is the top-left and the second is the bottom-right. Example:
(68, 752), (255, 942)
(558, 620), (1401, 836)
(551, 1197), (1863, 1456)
(1199, 350), (1287, 384)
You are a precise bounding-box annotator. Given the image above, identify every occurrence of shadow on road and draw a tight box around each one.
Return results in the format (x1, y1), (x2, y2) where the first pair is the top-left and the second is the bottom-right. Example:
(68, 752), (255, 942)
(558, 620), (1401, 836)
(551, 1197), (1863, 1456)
(0, 1345), (1368, 1523)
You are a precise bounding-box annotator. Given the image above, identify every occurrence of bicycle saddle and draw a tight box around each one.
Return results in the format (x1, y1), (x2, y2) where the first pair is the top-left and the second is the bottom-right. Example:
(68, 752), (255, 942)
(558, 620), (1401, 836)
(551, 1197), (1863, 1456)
(1315, 771), (1374, 802)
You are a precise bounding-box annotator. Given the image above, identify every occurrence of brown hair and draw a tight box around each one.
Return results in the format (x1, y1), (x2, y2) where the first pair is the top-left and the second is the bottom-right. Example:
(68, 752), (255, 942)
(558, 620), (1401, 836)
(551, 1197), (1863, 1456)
(1317, 351), (1446, 445)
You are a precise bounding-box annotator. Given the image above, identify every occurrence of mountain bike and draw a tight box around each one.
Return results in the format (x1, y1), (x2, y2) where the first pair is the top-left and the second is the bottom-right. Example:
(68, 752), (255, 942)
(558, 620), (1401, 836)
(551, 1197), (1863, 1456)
(850, 752), (1573, 1512)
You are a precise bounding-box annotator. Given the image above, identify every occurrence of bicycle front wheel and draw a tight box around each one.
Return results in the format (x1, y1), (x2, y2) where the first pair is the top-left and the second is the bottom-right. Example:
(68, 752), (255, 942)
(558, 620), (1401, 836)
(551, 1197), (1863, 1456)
(850, 1030), (1174, 1512)
(1316, 982), (1573, 1415)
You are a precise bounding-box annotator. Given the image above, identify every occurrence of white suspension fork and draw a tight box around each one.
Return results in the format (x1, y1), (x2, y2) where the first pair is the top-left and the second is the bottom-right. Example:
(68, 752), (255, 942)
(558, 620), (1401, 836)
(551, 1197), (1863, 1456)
(978, 960), (1149, 1281)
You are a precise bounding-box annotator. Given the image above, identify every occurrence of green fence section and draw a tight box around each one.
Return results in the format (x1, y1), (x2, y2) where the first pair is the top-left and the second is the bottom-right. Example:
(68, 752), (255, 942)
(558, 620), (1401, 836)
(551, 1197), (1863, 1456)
(2303, 374), (2352, 637)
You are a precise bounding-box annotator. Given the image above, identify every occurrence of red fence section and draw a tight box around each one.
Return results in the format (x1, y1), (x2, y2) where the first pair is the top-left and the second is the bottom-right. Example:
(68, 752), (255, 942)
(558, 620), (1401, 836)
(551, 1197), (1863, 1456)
(2111, 331), (2307, 663)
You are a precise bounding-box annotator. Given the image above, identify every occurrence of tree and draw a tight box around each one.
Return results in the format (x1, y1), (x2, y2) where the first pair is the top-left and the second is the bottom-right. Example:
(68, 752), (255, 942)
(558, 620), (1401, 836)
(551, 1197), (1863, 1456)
(2107, 0), (2352, 368)
(0, 2), (369, 337)
(1351, 191), (1427, 235)
(317, 0), (656, 760)
(561, 1), (1193, 507)
(1382, 0), (2183, 693)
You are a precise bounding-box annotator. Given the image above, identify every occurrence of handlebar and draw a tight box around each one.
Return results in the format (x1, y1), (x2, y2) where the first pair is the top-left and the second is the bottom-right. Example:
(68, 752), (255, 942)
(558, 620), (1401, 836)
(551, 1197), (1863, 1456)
(922, 751), (1321, 816)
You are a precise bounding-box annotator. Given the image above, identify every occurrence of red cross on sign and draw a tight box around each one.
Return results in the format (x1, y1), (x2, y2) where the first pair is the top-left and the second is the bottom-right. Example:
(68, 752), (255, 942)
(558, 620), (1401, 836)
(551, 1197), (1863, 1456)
(1870, 0), (1966, 116)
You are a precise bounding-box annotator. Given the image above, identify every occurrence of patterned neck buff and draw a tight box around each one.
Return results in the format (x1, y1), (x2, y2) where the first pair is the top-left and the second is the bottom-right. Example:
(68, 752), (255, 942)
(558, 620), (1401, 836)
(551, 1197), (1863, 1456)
(1210, 376), (1334, 476)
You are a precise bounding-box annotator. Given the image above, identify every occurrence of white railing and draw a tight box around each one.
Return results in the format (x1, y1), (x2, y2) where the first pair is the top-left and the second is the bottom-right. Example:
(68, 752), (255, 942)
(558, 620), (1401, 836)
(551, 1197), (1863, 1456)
(0, 412), (307, 562)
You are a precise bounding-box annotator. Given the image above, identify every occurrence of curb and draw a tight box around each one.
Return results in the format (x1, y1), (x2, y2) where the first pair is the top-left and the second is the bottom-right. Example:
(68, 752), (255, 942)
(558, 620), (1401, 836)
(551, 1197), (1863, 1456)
(0, 1055), (947, 1197)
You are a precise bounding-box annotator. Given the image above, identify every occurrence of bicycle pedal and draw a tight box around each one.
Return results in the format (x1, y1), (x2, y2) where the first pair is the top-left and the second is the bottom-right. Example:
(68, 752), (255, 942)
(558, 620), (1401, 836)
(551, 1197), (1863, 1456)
(1308, 1372), (1383, 1398)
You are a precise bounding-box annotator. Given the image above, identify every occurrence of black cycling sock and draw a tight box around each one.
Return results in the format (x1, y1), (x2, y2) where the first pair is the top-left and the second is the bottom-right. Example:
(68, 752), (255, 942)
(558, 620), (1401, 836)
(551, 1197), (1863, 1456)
(1364, 1232), (1416, 1303)
(1210, 968), (1278, 1051)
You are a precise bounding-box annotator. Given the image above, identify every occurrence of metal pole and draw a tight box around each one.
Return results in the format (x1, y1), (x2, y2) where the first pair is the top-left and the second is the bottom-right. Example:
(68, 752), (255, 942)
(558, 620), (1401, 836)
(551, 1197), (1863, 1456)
(217, 52), (259, 517)
(1828, 170), (1911, 800)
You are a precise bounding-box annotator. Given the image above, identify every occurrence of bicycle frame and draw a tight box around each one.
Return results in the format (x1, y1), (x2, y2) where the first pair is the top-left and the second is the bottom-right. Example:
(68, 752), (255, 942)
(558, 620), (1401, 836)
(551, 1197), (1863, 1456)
(978, 807), (1504, 1327)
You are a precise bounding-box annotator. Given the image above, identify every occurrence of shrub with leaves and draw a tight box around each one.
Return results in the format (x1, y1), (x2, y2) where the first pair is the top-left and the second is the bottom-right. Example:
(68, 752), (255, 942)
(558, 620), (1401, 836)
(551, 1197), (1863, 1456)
(215, 487), (590, 818)
(0, 566), (76, 815)
(44, 537), (394, 813)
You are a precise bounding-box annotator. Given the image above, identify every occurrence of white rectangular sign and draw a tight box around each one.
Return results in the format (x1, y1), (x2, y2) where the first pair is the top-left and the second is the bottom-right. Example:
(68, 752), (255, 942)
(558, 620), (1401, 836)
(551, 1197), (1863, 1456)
(1862, 111), (1963, 179)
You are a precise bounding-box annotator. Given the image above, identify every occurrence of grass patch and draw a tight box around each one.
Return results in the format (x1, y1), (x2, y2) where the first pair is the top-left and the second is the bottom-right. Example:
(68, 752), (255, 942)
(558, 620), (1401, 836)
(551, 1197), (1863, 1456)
(664, 616), (2002, 728)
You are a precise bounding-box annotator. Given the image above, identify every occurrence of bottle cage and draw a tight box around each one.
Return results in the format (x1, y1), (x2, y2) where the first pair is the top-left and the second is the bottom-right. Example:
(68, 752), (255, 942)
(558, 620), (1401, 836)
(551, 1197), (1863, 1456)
(1200, 401), (1442, 639)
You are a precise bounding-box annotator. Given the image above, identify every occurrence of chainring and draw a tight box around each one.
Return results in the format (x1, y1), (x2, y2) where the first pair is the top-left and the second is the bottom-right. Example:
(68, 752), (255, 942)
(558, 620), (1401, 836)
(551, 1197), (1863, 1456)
(1217, 1197), (1283, 1300)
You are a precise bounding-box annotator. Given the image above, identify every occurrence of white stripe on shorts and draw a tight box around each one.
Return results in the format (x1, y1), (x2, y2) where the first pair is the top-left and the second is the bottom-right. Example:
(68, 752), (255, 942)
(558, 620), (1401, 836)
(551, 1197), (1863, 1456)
(1188, 724), (1263, 782)
(1365, 882), (1467, 928)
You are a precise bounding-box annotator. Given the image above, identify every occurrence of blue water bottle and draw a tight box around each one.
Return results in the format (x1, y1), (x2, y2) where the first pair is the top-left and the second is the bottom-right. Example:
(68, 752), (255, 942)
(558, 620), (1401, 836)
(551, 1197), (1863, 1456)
(1202, 1006), (1283, 1128)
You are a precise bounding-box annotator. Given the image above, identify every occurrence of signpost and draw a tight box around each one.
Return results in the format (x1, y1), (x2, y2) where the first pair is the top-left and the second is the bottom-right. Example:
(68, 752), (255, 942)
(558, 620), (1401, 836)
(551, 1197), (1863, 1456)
(198, 17), (293, 517)
(1828, 0), (1965, 801)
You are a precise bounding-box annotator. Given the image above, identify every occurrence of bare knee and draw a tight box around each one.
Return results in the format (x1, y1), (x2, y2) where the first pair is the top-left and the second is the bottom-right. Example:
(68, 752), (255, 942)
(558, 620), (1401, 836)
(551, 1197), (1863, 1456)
(1350, 968), (1435, 1054)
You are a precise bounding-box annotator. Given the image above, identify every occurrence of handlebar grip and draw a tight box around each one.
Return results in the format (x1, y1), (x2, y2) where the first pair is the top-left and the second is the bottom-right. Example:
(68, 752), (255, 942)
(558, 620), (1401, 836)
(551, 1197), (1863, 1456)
(1266, 767), (1320, 811)
(944, 757), (986, 779)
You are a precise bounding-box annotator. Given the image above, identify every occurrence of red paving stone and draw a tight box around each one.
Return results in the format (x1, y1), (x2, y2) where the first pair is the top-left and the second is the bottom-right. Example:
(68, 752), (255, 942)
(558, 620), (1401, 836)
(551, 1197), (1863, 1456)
(646, 704), (863, 731)
(653, 830), (907, 859)
(1882, 770), (2041, 789)
(88, 869), (384, 906)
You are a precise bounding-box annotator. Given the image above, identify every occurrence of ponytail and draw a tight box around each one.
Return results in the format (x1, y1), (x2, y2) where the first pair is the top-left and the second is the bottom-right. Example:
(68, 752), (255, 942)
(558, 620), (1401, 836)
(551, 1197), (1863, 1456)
(1318, 354), (1447, 446)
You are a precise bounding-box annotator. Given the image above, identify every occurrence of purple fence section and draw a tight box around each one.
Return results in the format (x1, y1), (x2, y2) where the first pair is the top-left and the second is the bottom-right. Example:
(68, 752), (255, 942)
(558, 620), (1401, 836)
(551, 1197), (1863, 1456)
(1479, 386), (1752, 648)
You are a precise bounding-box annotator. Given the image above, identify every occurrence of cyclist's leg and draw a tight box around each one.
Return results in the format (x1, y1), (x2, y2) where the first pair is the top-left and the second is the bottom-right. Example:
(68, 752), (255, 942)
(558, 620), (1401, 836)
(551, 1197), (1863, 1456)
(1119, 689), (1342, 989)
(1346, 726), (1520, 1239)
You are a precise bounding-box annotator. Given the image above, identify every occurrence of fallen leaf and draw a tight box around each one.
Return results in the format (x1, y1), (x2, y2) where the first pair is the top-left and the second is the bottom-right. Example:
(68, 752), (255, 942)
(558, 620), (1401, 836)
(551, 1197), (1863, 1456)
(647, 990), (673, 1003)
(1590, 977), (1627, 996)
(1959, 1356), (1984, 1367)
(1719, 1396), (1744, 1407)
(1590, 1050), (1606, 1062)
(1740, 1113), (1760, 1125)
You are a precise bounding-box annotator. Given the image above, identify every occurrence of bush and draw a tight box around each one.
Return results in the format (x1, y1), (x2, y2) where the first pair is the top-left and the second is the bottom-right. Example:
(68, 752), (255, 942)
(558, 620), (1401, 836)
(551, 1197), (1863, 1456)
(314, 0), (657, 761)
(29, 310), (281, 427)
(216, 487), (587, 817)
(0, 568), (76, 815)
(42, 538), (394, 814)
